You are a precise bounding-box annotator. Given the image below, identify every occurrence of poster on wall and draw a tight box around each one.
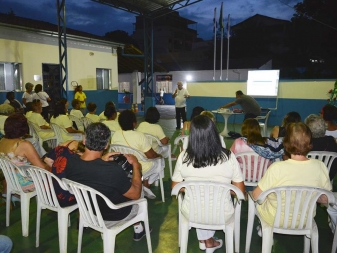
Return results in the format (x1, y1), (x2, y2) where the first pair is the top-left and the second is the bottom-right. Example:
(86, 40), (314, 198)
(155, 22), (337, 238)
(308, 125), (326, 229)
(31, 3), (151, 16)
(118, 82), (130, 92)
(156, 75), (173, 93)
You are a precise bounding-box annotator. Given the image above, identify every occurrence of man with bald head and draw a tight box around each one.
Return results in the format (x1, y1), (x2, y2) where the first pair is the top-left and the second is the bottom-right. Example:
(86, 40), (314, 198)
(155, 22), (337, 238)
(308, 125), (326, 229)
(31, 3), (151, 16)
(172, 81), (190, 130)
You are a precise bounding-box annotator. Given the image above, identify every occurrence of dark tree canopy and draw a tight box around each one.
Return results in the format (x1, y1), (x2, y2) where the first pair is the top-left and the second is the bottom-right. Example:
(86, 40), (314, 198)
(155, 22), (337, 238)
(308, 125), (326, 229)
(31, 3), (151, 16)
(104, 30), (138, 46)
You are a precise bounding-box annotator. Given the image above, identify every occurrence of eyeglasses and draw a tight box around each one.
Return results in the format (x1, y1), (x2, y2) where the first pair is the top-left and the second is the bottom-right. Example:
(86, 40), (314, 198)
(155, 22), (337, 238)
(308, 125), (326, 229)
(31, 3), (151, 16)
(33, 99), (40, 103)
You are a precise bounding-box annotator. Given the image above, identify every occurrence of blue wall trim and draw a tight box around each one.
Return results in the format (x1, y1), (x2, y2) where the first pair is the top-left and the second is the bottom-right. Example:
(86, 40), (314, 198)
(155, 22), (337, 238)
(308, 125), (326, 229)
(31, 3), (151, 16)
(186, 96), (327, 126)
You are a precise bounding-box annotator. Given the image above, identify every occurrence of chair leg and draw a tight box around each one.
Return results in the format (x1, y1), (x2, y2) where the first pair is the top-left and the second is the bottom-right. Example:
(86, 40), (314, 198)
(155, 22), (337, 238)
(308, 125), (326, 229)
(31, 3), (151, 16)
(332, 226), (337, 253)
(103, 231), (116, 253)
(144, 218), (153, 253)
(77, 219), (84, 253)
(36, 205), (42, 247)
(261, 226), (273, 253)
(245, 198), (255, 253)
(309, 224), (319, 253)
(58, 210), (69, 253)
(234, 202), (241, 253)
(225, 225), (234, 253)
(5, 191), (11, 227)
(168, 156), (172, 178)
(20, 195), (31, 237)
(159, 178), (165, 203)
(180, 219), (189, 253)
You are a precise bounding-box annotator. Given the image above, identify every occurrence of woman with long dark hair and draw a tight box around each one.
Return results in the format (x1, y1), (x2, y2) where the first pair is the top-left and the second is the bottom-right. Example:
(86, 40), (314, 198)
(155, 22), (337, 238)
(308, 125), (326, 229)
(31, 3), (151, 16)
(172, 115), (245, 252)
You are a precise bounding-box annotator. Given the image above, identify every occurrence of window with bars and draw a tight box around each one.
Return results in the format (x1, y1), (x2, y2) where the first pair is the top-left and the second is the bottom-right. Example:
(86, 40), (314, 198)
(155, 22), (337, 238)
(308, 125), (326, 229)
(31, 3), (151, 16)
(0, 62), (22, 91)
(96, 68), (111, 90)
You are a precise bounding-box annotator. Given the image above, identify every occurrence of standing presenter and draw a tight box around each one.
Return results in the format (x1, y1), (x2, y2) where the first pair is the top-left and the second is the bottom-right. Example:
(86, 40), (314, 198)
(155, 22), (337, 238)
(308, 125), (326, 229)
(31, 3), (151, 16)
(172, 81), (190, 130)
(219, 90), (261, 120)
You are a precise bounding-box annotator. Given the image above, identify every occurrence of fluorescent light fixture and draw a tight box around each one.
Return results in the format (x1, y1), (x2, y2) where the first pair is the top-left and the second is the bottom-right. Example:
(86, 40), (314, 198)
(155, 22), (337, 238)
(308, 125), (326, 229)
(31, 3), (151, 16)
(34, 75), (42, 81)
(186, 75), (192, 81)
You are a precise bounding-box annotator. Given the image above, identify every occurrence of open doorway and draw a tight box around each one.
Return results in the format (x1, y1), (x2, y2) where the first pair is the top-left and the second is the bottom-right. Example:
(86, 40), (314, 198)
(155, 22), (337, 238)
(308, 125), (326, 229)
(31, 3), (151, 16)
(42, 64), (61, 113)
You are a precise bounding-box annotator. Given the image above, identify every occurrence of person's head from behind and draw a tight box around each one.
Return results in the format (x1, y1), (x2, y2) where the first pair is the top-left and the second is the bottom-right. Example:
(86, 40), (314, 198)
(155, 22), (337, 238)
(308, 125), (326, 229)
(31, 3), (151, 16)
(72, 99), (81, 110)
(4, 114), (29, 139)
(304, 114), (326, 138)
(32, 99), (42, 113)
(53, 100), (67, 118)
(105, 101), (115, 108)
(321, 104), (337, 122)
(145, 107), (160, 124)
(84, 123), (110, 151)
(283, 122), (312, 156)
(104, 105), (117, 120)
(190, 106), (205, 120)
(25, 82), (34, 92)
(25, 102), (33, 112)
(6, 91), (15, 101)
(241, 118), (265, 145)
(118, 110), (136, 130)
(200, 111), (215, 122)
(282, 111), (301, 127)
(235, 90), (244, 99)
(186, 115), (228, 168)
(34, 84), (43, 93)
(87, 102), (97, 113)
(59, 98), (69, 110)
(0, 104), (15, 116)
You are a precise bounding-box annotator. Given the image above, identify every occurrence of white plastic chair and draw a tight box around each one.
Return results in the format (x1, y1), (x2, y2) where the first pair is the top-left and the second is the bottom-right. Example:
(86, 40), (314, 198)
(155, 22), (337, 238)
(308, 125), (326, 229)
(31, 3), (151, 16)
(256, 109), (271, 137)
(24, 166), (78, 252)
(171, 135), (188, 157)
(0, 156), (36, 237)
(171, 181), (245, 253)
(110, 144), (165, 202)
(28, 121), (57, 148)
(245, 186), (335, 253)
(307, 151), (337, 178)
(235, 152), (271, 187)
(144, 133), (173, 178)
(81, 116), (93, 129)
(62, 178), (152, 253)
(68, 115), (84, 131)
(50, 123), (83, 146)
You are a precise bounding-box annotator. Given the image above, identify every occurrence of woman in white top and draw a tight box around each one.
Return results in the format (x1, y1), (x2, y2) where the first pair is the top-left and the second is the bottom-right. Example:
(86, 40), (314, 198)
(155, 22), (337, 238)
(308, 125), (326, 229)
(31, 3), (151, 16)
(22, 82), (34, 113)
(32, 84), (51, 121)
(172, 115), (245, 253)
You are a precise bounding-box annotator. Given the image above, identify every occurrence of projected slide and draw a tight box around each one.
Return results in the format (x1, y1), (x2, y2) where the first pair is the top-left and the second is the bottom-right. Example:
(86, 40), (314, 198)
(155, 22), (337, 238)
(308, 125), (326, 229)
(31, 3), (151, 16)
(247, 70), (280, 97)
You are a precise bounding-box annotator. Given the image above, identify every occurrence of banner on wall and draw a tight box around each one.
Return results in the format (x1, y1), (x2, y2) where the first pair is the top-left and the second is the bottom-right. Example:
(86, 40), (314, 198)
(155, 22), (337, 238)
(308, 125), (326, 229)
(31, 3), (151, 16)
(156, 75), (173, 93)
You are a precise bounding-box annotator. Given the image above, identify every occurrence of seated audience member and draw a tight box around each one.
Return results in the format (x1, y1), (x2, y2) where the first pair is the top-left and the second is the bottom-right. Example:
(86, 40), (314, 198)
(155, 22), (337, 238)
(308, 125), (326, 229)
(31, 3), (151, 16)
(99, 101), (120, 121)
(0, 114), (50, 193)
(172, 115), (245, 251)
(0, 104), (15, 135)
(50, 100), (84, 141)
(137, 107), (170, 155)
(0, 235), (12, 253)
(102, 105), (121, 132)
(4, 91), (23, 113)
(305, 114), (337, 180)
(25, 102), (33, 119)
(22, 82), (34, 113)
(182, 106), (204, 135)
(85, 102), (100, 122)
(270, 111), (301, 139)
(200, 110), (215, 122)
(44, 140), (85, 207)
(48, 123), (148, 240)
(69, 99), (84, 118)
(32, 84), (51, 121)
(321, 104), (337, 138)
(111, 110), (163, 190)
(231, 119), (284, 161)
(252, 122), (331, 230)
(28, 100), (55, 140)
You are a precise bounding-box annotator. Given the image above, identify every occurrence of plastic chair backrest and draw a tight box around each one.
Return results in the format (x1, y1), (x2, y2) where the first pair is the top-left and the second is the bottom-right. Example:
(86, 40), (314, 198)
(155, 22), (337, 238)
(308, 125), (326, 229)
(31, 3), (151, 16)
(68, 115), (84, 131)
(50, 123), (64, 145)
(81, 117), (93, 129)
(25, 165), (64, 209)
(110, 144), (147, 162)
(0, 155), (28, 194)
(27, 121), (39, 139)
(62, 178), (118, 231)
(307, 151), (337, 174)
(235, 151), (271, 186)
(171, 181), (245, 226)
(256, 186), (335, 229)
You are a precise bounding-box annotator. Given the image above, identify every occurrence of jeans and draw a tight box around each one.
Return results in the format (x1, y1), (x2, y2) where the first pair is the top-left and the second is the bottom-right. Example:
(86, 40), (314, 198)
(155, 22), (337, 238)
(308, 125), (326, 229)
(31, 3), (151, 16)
(0, 235), (12, 253)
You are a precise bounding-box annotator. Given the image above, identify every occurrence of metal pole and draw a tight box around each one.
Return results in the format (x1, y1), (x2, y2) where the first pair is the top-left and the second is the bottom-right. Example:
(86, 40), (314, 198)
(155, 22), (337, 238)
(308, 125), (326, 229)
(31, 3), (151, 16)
(226, 14), (230, 81)
(213, 8), (217, 81)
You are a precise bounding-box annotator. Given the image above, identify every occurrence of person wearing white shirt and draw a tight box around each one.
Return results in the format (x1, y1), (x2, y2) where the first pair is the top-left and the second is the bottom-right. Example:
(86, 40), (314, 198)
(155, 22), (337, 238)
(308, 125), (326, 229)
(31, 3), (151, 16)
(32, 84), (51, 121)
(172, 81), (190, 130)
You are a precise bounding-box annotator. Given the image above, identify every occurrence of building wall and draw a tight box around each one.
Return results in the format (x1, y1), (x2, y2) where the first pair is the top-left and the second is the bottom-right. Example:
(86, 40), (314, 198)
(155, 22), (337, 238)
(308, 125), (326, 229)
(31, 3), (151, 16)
(0, 25), (119, 113)
(186, 80), (333, 126)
